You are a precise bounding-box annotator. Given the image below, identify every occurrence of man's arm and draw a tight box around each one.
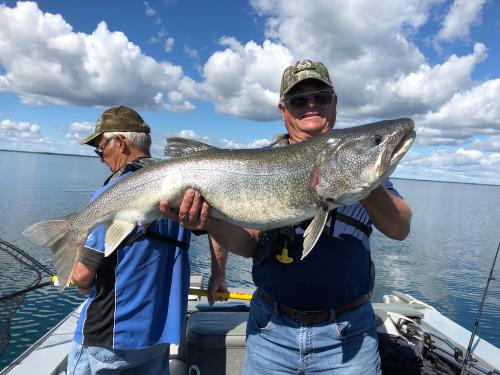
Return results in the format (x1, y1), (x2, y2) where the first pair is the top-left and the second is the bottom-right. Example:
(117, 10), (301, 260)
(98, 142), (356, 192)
(71, 261), (97, 295)
(207, 235), (228, 305)
(159, 189), (259, 257)
(71, 245), (103, 294)
(361, 185), (412, 240)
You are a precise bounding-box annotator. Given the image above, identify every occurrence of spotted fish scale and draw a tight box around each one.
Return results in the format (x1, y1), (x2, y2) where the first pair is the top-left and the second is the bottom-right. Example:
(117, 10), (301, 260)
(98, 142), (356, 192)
(24, 118), (416, 290)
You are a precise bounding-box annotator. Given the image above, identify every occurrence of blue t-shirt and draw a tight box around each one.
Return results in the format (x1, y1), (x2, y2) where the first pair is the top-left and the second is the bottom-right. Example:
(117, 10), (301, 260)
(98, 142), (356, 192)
(74, 172), (190, 349)
(253, 179), (401, 311)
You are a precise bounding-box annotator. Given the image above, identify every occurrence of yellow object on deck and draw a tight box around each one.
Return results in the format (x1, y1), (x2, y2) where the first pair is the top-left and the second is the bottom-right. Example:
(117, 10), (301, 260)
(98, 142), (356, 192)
(189, 288), (253, 301)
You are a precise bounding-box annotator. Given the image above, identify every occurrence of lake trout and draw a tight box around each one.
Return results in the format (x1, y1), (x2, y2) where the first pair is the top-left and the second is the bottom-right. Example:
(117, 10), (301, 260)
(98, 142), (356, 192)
(24, 118), (415, 290)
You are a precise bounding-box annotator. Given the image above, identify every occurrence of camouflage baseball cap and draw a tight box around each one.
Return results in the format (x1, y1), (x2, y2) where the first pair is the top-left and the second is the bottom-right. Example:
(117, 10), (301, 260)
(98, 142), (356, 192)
(80, 106), (150, 146)
(280, 60), (334, 97)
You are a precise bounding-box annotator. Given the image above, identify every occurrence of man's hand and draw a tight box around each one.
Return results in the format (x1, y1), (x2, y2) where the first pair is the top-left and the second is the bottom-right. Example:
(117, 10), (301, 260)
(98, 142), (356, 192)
(207, 273), (229, 305)
(76, 286), (91, 295)
(160, 189), (260, 258)
(71, 261), (96, 295)
(160, 189), (211, 230)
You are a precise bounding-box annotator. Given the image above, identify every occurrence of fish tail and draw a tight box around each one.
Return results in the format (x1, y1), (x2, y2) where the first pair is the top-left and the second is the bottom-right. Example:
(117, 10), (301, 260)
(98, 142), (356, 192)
(23, 214), (75, 247)
(23, 213), (81, 291)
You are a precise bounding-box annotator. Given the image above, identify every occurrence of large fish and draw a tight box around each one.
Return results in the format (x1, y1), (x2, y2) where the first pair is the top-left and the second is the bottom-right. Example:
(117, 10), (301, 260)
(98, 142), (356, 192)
(24, 118), (415, 290)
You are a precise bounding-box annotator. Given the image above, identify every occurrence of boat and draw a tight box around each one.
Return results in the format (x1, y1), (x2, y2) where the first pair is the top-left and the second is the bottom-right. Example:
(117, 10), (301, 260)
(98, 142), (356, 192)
(1, 273), (499, 375)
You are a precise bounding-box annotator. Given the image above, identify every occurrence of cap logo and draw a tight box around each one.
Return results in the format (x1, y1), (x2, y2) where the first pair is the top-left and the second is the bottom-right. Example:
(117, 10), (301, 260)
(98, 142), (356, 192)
(280, 59), (334, 97)
(296, 60), (313, 71)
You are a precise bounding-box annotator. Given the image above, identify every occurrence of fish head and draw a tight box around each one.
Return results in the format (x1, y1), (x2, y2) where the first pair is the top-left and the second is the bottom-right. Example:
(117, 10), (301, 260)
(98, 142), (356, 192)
(314, 118), (416, 207)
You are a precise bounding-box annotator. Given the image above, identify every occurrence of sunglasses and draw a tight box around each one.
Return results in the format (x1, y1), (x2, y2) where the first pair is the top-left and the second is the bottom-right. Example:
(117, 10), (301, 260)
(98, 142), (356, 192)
(285, 89), (334, 110)
(94, 136), (115, 158)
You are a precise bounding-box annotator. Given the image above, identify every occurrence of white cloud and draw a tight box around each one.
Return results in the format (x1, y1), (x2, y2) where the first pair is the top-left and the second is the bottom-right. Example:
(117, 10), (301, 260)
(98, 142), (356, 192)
(0, 119), (48, 145)
(69, 122), (93, 133)
(470, 136), (500, 152)
(65, 121), (94, 140)
(437, 0), (486, 42)
(414, 78), (500, 144)
(165, 37), (175, 52)
(220, 138), (271, 149)
(201, 38), (292, 121)
(249, 0), (429, 106)
(165, 90), (196, 112)
(368, 43), (487, 117)
(198, 0), (487, 123)
(144, 1), (162, 25)
(397, 147), (500, 185)
(147, 29), (165, 44)
(194, 0), (496, 142)
(184, 45), (199, 60)
(0, 2), (194, 112)
(170, 129), (271, 149)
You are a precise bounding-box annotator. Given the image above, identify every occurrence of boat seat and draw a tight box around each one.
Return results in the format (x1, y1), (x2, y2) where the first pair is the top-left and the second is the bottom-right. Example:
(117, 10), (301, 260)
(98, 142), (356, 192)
(186, 311), (247, 375)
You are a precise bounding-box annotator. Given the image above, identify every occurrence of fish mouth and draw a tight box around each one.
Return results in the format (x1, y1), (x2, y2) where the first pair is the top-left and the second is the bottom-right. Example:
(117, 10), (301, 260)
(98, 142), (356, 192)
(390, 129), (416, 166)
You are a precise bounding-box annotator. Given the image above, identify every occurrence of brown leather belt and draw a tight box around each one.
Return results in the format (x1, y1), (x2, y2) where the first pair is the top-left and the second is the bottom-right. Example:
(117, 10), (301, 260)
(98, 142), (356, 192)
(257, 288), (369, 325)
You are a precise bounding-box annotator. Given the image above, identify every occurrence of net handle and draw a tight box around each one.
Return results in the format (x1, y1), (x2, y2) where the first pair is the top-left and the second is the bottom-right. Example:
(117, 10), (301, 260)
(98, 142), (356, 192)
(0, 281), (53, 303)
(1, 238), (254, 302)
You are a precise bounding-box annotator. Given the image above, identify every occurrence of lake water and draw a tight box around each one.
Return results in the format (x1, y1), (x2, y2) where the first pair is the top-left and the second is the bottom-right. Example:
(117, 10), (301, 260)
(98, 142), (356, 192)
(0, 150), (499, 371)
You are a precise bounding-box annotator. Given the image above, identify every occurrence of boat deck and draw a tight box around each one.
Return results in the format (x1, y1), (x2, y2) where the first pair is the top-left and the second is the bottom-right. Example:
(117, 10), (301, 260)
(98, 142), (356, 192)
(2, 277), (499, 375)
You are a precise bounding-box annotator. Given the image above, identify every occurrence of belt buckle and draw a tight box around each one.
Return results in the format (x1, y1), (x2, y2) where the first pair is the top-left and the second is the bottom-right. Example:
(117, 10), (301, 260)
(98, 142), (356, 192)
(292, 310), (325, 324)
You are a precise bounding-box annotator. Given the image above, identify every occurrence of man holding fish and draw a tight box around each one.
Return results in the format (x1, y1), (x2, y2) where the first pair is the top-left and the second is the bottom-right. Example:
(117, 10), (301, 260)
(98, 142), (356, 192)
(24, 60), (415, 374)
(161, 60), (413, 374)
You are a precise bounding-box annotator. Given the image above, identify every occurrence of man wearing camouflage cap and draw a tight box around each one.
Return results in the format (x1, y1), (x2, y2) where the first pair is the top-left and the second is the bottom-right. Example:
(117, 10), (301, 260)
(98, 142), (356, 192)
(161, 60), (412, 374)
(68, 106), (192, 374)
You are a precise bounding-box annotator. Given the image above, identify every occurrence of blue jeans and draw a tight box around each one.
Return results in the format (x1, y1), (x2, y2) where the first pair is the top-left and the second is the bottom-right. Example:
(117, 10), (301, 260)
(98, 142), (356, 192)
(244, 292), (381, 375)
(67, 342), (170, 375)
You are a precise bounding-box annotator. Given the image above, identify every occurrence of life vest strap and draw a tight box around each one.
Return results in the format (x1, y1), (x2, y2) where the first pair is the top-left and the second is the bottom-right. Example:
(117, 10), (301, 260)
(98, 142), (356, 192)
(335, 212), (373, 237)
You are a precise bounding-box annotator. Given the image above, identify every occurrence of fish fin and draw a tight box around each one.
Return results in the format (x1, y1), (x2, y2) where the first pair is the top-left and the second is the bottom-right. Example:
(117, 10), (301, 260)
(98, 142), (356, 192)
(164, 137), (217, 157)
(23, 213), (81, 292)
(104, 220), (137, 257)
(23, 213), (77, 247)
(301, 207), (329, 260)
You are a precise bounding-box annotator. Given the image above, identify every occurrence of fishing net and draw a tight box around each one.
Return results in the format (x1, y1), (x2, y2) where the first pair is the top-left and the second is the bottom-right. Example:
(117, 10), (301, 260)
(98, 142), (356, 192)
(0, 239), (53, 355)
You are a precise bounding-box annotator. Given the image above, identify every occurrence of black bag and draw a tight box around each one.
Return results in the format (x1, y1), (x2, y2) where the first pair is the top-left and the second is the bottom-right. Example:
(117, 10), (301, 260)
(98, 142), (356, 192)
(378, 333), (458, 375)
(378, 333), (422, 375)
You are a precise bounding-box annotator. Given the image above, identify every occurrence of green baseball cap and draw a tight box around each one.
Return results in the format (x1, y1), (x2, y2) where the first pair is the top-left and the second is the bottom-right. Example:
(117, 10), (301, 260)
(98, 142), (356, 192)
(80, 106), (150, 146)
(280, 60), (334, 97)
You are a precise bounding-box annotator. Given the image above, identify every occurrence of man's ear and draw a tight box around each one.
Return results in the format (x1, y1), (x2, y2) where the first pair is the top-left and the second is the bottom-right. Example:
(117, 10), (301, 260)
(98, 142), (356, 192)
(114, 135), (128, 153)
(278, 103), (287, 121)
(332, 94), (338, 124)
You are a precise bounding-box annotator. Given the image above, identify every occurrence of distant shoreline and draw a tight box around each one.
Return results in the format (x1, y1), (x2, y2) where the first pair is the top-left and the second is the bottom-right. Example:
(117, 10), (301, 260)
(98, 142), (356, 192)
(0, 148), (95, 158)
(1, 148), (498, 187)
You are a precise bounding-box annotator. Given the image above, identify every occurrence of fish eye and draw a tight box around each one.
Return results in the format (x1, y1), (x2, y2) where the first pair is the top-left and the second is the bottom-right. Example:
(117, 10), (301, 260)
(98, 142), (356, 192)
(373, 134), (383, 145)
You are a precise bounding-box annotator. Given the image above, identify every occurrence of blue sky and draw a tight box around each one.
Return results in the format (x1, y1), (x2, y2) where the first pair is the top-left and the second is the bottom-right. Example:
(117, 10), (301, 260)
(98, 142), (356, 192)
(0, 0), (499, 184)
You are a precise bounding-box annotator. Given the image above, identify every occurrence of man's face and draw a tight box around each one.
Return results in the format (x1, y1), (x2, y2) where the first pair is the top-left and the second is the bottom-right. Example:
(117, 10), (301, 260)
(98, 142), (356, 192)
(95, 135), (121, 172)
(279, 80), (337, 143)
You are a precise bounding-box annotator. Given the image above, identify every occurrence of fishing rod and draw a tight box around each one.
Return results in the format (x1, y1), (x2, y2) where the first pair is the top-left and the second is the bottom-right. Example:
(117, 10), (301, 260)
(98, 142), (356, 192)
(460, 241), (499, 375)
(54, 275), (254, 301)
(188, 287), (252, 301)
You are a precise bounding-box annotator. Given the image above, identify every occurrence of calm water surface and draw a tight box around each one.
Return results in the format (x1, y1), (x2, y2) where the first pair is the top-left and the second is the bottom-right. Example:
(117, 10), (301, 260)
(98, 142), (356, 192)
(0, 150), (499, 370)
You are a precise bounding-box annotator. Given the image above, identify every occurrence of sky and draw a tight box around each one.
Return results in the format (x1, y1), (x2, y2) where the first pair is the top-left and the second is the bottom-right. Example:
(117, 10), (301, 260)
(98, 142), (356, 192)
(0, 0), (499, 185)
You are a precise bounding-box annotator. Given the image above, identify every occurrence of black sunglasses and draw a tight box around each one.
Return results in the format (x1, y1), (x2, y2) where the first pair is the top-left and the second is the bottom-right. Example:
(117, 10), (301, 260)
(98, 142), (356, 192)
(285, 89), (334, 110)
(94, 136), (115, 158)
